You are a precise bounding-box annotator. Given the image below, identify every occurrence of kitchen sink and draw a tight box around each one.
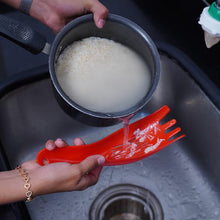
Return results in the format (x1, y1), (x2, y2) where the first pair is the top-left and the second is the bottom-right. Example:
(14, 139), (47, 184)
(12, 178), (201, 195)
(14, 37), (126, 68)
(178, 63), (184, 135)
(0, 46), (219, 219)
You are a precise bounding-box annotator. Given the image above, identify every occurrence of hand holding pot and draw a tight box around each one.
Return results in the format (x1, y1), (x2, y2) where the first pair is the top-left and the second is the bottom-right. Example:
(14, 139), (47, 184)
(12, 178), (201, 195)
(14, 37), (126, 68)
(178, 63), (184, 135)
(1, 0), (109, 33)
(29, 0), (109, 33)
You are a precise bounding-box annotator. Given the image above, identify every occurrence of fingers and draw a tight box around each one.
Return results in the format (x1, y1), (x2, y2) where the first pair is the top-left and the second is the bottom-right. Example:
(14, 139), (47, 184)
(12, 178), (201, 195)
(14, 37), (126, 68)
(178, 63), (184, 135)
(46, 140), (56, 151)
(46, 138), (68, 151)
(46, 137), (85, 151)
(75, 155), (105, 189)
(78, 155), (105, 174)
(73, 137), (85, 146)
(79, 165), (103, 188)
(55, 138), (68, 147)
(88, 0), (109, 28)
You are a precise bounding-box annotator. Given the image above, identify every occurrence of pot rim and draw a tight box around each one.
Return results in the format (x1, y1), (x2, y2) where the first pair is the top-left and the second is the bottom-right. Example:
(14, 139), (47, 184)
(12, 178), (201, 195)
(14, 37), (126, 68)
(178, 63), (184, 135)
(49, 13), (160, 120)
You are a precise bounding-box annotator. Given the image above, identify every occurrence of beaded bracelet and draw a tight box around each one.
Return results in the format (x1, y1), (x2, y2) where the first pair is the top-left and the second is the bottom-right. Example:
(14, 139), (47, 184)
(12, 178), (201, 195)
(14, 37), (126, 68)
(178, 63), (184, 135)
(16, 166), (33, 202)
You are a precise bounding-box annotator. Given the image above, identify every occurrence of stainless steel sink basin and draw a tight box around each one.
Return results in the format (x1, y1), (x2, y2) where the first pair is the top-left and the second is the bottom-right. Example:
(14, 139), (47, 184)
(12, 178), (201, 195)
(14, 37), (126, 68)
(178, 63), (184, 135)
(0, 50), (219, 220)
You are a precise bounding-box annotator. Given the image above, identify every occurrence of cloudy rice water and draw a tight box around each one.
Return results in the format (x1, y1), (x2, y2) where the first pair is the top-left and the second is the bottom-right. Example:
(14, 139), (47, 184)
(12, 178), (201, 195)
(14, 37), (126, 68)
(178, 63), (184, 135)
(55, 37), (151, 113)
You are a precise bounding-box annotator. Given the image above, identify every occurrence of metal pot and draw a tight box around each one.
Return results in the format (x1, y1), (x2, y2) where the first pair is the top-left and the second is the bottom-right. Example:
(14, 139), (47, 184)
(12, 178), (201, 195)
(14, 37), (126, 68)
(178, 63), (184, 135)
(0, 13), (160, 126)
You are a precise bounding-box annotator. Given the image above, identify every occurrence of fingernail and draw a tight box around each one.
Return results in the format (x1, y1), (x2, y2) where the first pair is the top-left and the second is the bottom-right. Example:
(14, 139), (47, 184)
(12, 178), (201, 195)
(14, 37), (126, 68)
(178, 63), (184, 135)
(97, 156), (105, 166)
(98, 19), (105, 28)
(47, 142), (53, 150)
(56, 138), (62, 142)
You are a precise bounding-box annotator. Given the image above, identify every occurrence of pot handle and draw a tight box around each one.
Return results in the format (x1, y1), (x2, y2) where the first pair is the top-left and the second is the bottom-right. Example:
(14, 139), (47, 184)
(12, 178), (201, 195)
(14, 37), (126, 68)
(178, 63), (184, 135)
(0, 14), (47, 54)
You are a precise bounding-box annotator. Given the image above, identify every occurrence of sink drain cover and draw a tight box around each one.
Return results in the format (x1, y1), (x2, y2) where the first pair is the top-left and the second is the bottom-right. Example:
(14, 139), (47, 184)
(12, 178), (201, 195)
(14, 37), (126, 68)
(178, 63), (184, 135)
(89, 184), (163, 220)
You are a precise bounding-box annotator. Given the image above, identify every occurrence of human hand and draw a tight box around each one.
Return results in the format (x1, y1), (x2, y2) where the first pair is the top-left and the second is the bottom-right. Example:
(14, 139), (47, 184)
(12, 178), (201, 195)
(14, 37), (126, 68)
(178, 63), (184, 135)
(21, 137), (105, 197)
(29, 0), (109, 33)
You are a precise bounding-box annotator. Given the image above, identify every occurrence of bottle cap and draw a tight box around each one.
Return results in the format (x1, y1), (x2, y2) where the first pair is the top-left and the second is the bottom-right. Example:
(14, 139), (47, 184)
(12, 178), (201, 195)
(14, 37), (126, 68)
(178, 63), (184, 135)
(208, 2), (220, 21)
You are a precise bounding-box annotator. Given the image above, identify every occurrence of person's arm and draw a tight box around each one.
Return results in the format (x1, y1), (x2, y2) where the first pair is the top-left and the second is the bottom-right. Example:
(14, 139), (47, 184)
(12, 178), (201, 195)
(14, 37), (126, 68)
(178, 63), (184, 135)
(0, 138), (105, 205)
(0, 169), (28, 203)
(0, 0), (20, 9)
(0, 0), (109, 33)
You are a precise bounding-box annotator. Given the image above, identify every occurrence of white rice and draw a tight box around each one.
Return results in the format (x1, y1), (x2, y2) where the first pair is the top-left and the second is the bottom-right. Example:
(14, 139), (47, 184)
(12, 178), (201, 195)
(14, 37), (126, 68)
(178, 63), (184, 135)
(55, 37), (151, 113)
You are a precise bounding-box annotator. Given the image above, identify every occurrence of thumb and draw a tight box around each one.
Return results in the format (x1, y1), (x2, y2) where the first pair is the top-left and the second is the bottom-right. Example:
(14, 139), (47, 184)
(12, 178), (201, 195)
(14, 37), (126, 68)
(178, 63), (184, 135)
(89, 1), (109, 28)
(75, 155), (105, 189)
(78, 155), (105, 175)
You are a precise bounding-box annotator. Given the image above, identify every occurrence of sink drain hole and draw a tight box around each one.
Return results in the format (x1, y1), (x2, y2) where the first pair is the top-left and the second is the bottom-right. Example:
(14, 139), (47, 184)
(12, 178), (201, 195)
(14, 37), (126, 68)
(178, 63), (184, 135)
(90, 184), (163, 220)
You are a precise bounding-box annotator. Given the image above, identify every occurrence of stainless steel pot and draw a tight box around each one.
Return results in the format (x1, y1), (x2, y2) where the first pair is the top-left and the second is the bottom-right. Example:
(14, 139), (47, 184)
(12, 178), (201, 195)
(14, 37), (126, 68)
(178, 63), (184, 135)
(0, 13), (160, 126)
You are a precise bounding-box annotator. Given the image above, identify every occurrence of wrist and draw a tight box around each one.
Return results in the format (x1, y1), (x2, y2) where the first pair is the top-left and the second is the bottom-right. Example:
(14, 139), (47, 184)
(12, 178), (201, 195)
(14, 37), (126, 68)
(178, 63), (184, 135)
(16, 166), (33, 202)
(28, 167), (57, 197)
(0, 169), (27, 204)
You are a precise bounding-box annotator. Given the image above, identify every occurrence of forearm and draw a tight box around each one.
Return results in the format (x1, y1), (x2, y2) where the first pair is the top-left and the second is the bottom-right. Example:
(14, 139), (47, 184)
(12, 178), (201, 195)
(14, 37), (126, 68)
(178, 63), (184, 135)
(0, 168), (45, 205)
(0, 169), (18, 179)
(0, 165), (68, 204)
(0, 152), (104, 204)
(0, 171), (26, 204)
